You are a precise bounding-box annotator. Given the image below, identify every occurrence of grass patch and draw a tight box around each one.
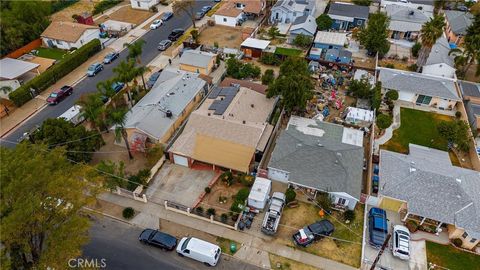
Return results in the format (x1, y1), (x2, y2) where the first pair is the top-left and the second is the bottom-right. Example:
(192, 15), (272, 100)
(269, 254), (321, 270)
(274, 47), (303, 57)
(206, 1), (224, 17)
(426, 241), (480, 270)
(36, 47), (68, 60)
(381, 108), (454, 153)
(216, 237), (239, 255)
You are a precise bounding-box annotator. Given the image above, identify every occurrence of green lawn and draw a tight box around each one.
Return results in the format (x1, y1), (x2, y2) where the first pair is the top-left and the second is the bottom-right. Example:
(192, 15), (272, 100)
(274, 47), (303, 57)
(426, 241), (480, 270)
(216, 237), (239, 255)
(36, 47), (68, 60)
(381, 108), (454, 153)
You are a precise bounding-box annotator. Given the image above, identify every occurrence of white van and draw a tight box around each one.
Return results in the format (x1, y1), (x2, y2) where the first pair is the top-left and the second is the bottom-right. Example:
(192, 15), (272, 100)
(176, 237), (221, 266)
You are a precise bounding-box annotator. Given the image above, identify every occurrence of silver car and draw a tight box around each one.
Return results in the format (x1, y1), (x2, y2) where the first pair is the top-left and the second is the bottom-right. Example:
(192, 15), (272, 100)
(157, 40), (172, 51)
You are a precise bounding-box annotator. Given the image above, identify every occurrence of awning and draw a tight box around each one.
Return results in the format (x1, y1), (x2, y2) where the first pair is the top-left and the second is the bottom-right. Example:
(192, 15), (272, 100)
(0, 58), (39, 80)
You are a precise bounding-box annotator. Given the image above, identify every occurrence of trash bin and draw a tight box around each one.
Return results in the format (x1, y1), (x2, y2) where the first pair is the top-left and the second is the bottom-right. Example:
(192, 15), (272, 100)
(230, 242), (237, 253)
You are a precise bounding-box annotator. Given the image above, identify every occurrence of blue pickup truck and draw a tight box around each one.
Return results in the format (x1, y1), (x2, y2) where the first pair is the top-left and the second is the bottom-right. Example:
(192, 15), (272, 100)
(368, 207), (388, 248)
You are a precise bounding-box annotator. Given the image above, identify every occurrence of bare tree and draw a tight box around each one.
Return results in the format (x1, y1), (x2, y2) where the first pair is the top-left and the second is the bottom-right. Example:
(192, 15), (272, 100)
(172, 0), (196, 28)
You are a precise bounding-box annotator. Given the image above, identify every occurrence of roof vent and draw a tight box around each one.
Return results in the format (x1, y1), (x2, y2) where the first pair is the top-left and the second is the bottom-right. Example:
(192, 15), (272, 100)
(336, 152), (342, 157)
(318, 143), (323, 147)
(242, 120), (246, 124)
(456, 178), (462, 183)
(409, 167), (417, 173)
(208, 113), (211, 116)
(409, 10), (414, 15)
(251, 104), (254, 108)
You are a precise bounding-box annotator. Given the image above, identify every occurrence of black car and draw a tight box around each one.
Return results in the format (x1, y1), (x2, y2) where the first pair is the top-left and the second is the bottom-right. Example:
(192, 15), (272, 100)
(293, 220), (334, 247)
(146, 71), (161, 89)
(168, 28), (184, 41)
(139, 229), (177, 250)
(162, 11), (173, 21)
(195, 10), (206, 20)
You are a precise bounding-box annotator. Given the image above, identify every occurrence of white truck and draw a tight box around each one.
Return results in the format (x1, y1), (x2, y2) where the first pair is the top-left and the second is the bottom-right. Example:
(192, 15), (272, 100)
(261, 192), (286, 235)
(57, 105), (84, 126)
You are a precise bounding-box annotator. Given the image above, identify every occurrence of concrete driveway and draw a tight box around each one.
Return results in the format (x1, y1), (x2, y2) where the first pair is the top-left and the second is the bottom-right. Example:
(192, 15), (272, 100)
(146, 163), (215, 207)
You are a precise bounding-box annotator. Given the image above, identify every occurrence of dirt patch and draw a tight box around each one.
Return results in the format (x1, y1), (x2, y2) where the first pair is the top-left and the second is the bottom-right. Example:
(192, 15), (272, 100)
(159, 219), (218, 243)
(269, 254), (322, 270)
(95, 5), (152, 25)
(198, 25), (244, 48)
(89, 199), (133, 220)
(50, 1), (96, 22)
(379, 59), (412, 71)
(352, 56), (375, 70)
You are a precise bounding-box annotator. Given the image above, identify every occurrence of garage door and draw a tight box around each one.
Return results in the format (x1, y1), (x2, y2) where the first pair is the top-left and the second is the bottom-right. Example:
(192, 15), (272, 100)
(379, 197), (404, 212)
(173, 154), (188, 167)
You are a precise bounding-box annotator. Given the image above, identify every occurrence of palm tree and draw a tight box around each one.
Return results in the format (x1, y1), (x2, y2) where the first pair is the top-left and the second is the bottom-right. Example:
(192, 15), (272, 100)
(76, 93), (105, 132)
(416, 15), (446, 71)
(124, 40), (148, 90)
(107, 107), (133, 160)
(97, 80), (117, 107)
(449, 18), (480, 78)
(113, 60), (136, 106)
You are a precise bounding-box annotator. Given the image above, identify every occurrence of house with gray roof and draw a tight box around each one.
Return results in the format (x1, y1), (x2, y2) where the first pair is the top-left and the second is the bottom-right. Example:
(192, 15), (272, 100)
(179, 50), (217, 75)
(288, 15), (317, 43)
(459, 81), (480, 132)
(379, 144), (480, 249)
(121, 69), (207, 149)
(328, 2), (369, 30)
(268, 116), (364, 210)
(444, 10), (473, 45)
(422, 35), (456, 78)
(385, 4), (431, 42)
(377, 67), (461, 112)
(270, 0), (316, 24)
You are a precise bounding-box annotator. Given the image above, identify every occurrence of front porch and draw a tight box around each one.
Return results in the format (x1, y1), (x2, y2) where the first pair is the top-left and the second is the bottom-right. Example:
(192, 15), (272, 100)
(395, 100), (458, 117)
(400, 211), (450, 244)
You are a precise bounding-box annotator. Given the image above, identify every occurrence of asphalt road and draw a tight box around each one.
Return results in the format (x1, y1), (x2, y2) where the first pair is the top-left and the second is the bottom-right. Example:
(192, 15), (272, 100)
(2, 1), (215, 146)
(82, 217), (263, 270)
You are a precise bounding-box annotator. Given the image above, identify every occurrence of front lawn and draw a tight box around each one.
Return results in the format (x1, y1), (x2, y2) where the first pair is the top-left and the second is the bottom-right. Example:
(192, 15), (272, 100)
(381, 108), (453, 153)
(426, 241), (480, 270)
(36, 47), (68, 60)
(217, 237), (239, 255)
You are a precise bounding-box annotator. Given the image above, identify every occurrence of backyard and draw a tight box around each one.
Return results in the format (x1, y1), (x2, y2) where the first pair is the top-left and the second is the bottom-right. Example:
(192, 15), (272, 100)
(36, 47), (68, 60)
(381, 108), (453, 153)
(426, 241), (480, 270)
(274, 201), (364, 268)
(198, 25), (244, 48)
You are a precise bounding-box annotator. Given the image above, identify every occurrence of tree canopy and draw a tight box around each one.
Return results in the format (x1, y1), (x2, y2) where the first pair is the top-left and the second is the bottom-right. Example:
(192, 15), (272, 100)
(293, 34), (312, 48)
(226, 58), (261, 79)
(358, 12), (390, 57)
(437, 120), (471, 152)
(262, 69), (275, 85)
(416, 15), (445, 70)
(0, 144), (102, 269)
(376, 113), (393, 129)
(316, 14), (333, 31)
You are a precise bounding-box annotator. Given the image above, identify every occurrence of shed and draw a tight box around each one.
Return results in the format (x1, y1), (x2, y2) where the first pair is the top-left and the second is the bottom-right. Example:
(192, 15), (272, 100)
(248, 177), (272, 210)
(241, 38), (271, 58)
(325, 48), (352, 63)
(344, 107), (374, 126)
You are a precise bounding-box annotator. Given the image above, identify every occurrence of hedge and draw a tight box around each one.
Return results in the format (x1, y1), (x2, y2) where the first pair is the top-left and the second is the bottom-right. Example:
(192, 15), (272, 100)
(93, 0), (122, 15)
(9, 39), (102, 106)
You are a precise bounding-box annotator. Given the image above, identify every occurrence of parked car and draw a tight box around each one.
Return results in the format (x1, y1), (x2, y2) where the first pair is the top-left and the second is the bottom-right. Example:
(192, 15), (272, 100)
(176, 237), (221, 267)
(17, 125), (40, 143)
(293, 219), (334, 247)
(162, 11), (173, 21)
(368, 207), (388, 248)
(457, 5), (468, 11)
(158, 39), (172, 51)
(392, 225), (410, 260)
(111, 82), (125, 93)
(146, 71), (161, 89)
(150, 19), (163, 29)
(86, 63), (103, 77)
(195, 10), (206, 20)
(139, 229), (177, 251)
(47, 85), (73, 105)
(103, 51), (119, 64)
(201, 5), (212, 12)
(168, 29), (184, 41)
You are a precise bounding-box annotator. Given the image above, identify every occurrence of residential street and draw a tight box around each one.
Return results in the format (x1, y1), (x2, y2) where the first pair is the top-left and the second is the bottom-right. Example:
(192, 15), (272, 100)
(83, 216), (263, 270)
(1, 0), (215, 146)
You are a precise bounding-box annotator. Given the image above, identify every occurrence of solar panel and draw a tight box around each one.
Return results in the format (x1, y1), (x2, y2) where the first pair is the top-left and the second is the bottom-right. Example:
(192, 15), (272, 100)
(207, 85), (240, 115)
(209, 87), (222, 99)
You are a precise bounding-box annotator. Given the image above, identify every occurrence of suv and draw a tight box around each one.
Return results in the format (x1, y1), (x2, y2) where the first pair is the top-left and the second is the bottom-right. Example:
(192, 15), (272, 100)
(103, 52), (119, 64)
(158, 39), (172, 51)
(293, 219), (334, 247)
(168, 28), (184, 41)
(86, 63), (103, 77)
(392, 225), (410, 260)
(47, 85), (73, 105)
(139, 229), (177, 251)
(368, 207), (388, 248)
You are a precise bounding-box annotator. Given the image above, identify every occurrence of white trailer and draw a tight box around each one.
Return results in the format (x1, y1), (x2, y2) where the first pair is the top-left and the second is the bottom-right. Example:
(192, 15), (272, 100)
(248, 177), (271, 210)
(57, 105), (84, 126)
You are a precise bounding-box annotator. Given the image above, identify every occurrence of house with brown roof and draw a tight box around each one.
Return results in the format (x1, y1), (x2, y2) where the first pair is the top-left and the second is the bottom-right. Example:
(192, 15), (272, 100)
(168, 83), (276, 173)
(41, 21), (100, 50)
(214, 0), (265, 27)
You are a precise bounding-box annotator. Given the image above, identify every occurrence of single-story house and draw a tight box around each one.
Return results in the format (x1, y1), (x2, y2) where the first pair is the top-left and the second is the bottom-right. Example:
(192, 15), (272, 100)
(0, 58), (40, 99)
(459, 80), (480, 131)
(241, 38), (271, 58)
(120, 69), (208, 149)
(179, 50), (217, 75)
(268, 116), (364, 210)
(168, 83), (276, 173)
(343, 107), (374, 127)
(41, 21), (99, 50)
(309, 31), (347, 60)
(214, 0), (265, 27)
(328, 2), (369, 30)
(377, 67), (461, 112)
(270, 0), (316, 24)
(325, 48), (352, 63)
(379, 144), (480, 250)
(130, 0), (158, 10)
(288, 15), (317, 43)
(386, 4), (431, 41)
(444, 10), (474, 45)
(381, 0), (434, 14)
(422, 35), (456, 78)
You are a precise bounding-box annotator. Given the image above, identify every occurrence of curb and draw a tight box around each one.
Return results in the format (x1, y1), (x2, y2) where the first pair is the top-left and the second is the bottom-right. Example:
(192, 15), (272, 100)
(0, 103), (47, 139)
(83, 207), (135, 226)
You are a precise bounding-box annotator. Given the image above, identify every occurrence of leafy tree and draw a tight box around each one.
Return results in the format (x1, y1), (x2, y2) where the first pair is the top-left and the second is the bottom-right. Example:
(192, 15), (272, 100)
(411, 42), (421, 58)
(268, 26), (281, 40)
(293, 33), (312, 48)
(267, 58), (313, 113)
(437, 120), (471, 152)
(0, 144), (102, 269)
(385, 90), (399, 102)
(358, 12), (390, 57)
(126, 169), (150, 191)
(416, 15), (445, 70)
(285, 188), (297, 204)
(376, 113), (393, 129)
(449, 15), (480, 78)
(32, 118), (104, 163)
(77, 92), (106, 131)
(260, 53), (280, 65)
(353, 0), (372, 5)
(262, 69), (275, 85)
(371, 82), (382, 112)
(316, 14), (333, 30)
(348, 78), (372, 98)
(96, 160), (126, 190)
(107, 107), (133, 159)
(226, 58), (261, 79)
(172, 0), (196, 28)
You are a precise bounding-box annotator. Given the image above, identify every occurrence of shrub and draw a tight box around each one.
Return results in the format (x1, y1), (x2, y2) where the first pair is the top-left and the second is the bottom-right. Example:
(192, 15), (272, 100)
(455, 111), (462, 118)
(411, 42), (421, 58)
(9, 39), (102, 106)
(230, 202), (241, 213)
(204, 186), (211, 193)
(385, 63), (395, 69)
(293, 33), (312, 48)
(385, 90), (399, 102)
(452, 238), (463, 247)
(316, 14), (333, 30)
(401, 56), (409, 62)
(376, 113), (393, 130)
(221, 213), (228, 223)
(122, 207), (135, 219)
(221, 171), (234, 186)
(206, 208), (216, 216)
(236, 188), (250, 202)
(408, 64), (418, 71)
(262, 69), (275, 85)
(149, 6), (158, 12)
(239, 174), (254, 187)
(260, 53), (280, 66)
(352, 0), (372, 6)
(406, 220), (419, 233)
(285, 188), (296, 204)
(93, 0), (122, 15)
(344, 210), (355, 221)
(195, 206), (204, 215)
(316, 192), (332, 212)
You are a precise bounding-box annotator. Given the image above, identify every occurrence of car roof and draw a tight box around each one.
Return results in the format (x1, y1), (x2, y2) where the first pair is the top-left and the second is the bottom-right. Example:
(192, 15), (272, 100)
(152, 231), (176, 245)
(173, 28), (183, 32)
(309, 219), (334, 234)
(369, 207), (386, 216)
(183, 237), (219, 256)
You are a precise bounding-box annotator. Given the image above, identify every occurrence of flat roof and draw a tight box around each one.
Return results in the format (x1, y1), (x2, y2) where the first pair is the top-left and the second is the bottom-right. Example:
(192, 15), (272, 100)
(241, 38), (271, 50)
(0, 58), (39, 80)
(314, 31), (347, 47)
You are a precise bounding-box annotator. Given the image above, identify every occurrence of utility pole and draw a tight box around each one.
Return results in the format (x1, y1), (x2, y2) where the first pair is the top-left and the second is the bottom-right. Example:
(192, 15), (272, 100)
(369, 233), (392, 270)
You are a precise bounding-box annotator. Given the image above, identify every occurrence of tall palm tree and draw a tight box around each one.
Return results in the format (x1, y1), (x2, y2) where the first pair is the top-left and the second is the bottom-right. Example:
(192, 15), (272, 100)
(124, 40), (148, 89)
(449, 18), (480, 78)
(107, 107), (133, 160)
(76, 93), (105, 132)
(416, 15), (445, 71)
(97, 80), (117, 107)
(113, 60), (136, 106)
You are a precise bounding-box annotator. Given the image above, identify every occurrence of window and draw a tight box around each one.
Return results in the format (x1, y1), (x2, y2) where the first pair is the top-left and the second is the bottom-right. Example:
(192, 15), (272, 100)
(462, 232), (468, 239)
(471, 238), (477, 243)
(223, 18), (227, 22)
(357, 20), (363, 26)
(56, 40), (63, 45)
(416, 95), (432, 105)
(137, 1), (140, 7)
(338, 198), (346, 205)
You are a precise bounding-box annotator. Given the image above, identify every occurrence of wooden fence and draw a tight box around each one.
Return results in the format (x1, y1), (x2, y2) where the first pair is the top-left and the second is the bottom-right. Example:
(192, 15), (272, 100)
(5, 39), (42, 59)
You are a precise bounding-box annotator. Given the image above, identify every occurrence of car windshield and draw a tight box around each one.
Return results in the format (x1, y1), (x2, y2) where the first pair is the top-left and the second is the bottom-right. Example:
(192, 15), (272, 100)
(88, 65), (96, 71)
(181, 237), (190, 251)
(397, 250), (409, 255)
(49, 93), (58, 97)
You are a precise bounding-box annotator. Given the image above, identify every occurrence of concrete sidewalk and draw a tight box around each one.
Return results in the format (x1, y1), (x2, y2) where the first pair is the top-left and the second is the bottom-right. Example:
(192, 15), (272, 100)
(99, 192), (357, 270)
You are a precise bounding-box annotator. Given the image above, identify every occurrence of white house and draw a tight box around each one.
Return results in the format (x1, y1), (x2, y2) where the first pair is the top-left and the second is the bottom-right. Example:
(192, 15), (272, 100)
(422, 35), (456, 78)
(270, 0), (316, 24)
(130, 0), (159, 10)
(41, 21), (99, 50)
(214, 0), (265, 27)
(288, 15), (317, 43)
(381, 0), (434, 14)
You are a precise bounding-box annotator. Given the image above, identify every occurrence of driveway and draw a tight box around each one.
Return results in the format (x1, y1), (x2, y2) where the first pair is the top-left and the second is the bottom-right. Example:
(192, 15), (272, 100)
(146, 163), (215, 207)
